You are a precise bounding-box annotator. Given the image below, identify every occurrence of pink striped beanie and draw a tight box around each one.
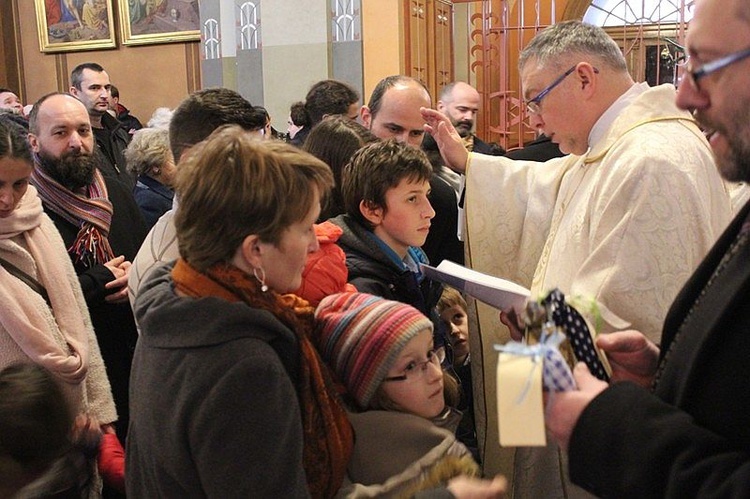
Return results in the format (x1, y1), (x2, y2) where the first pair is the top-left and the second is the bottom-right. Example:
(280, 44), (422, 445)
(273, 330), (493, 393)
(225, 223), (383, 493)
(314, 292), (433, 408)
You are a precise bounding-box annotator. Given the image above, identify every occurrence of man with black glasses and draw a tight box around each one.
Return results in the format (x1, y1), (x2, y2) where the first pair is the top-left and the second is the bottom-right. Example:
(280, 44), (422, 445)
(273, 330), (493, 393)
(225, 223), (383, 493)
(423, 19), (732, 497)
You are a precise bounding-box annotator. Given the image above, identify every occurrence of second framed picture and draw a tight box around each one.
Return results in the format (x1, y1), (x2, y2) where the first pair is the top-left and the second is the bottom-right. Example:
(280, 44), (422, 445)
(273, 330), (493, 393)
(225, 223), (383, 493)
(118, 0), (200, 46)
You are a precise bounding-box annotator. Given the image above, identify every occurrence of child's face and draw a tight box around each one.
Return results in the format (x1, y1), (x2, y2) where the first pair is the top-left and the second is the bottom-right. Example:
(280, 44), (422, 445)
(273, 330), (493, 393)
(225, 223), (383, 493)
(440, 304), (470, 363)
(380, 330), (445, 419)
(369, 177), (434, 257)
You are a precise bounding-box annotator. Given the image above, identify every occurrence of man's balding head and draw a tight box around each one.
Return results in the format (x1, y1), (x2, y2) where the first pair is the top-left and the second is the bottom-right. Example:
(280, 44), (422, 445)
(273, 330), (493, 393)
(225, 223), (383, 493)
(361, 76), (431, 148)
(437, 82), (481, 137)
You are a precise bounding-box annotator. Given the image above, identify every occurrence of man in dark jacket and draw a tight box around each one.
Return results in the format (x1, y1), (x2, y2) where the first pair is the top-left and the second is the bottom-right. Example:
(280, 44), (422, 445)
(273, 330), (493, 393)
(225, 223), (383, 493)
(70, 63), (134, 189)
(437, 81), (505, 156)
(28, 93), (147, 440)
(108, 84), (143, 136)
(361, 75), (464, 266)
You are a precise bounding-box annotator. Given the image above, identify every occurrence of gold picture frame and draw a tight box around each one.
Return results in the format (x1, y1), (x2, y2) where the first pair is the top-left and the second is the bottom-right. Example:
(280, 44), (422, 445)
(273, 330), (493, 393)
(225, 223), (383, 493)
(35, 0), (117, 53)
(118, 0), (200, 46)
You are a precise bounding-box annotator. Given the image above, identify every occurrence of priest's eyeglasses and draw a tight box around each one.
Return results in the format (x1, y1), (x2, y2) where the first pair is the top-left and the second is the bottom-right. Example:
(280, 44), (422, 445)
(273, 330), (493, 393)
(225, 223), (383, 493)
(525, 65), (577, 115)
(682, 47), (750, 93)
(382, 348), (445, 382)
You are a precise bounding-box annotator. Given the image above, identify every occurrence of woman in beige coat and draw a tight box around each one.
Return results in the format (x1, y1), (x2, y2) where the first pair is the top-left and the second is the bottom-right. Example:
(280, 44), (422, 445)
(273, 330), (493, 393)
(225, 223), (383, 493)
(0, 115), (116, 495)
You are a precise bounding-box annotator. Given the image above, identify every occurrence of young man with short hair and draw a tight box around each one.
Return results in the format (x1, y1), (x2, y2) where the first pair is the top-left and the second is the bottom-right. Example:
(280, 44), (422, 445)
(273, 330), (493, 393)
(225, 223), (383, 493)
(69, 62), (133, 188)
(329, 139), (449, 359)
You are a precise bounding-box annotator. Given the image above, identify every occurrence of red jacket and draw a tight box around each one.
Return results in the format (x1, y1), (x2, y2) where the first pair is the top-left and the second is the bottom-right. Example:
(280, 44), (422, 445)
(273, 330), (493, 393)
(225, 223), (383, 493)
(293, 221), (356, 306)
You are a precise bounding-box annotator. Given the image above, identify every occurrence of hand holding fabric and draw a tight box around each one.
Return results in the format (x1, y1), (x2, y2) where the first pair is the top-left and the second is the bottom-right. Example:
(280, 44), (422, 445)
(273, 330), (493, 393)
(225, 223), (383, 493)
(545, 362), (607, 451)
(446, 474), (508, 498)
(596, 330), (659, 388)
(98, 431), (126, 492)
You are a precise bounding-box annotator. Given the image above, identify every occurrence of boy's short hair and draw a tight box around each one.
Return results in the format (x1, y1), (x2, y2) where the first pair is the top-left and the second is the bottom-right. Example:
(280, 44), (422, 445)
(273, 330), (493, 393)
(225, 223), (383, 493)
(341, 139), (433, 230)
(0, 363), (73, 474)
(437, 286), (468, 316)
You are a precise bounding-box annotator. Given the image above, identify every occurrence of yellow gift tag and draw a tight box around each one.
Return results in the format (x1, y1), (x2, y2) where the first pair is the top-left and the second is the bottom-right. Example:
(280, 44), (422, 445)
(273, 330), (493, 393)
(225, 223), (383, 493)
(497, 352), (546, 447)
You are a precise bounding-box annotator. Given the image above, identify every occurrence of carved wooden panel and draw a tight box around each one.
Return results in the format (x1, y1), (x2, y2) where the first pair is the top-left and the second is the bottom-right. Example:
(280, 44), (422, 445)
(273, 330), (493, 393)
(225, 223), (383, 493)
(433, 0), (454, 96)
(403, 0), (454, 101)
(405, 0), (430, 90)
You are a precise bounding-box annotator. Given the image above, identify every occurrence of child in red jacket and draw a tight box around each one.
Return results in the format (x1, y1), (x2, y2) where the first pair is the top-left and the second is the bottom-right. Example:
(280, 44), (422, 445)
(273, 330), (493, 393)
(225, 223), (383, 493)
(292, 221), (356, 306)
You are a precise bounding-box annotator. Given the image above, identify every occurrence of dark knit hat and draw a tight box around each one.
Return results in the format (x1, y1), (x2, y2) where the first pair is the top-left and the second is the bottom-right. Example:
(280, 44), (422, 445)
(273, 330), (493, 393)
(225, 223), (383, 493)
(314, 292), (434, 408)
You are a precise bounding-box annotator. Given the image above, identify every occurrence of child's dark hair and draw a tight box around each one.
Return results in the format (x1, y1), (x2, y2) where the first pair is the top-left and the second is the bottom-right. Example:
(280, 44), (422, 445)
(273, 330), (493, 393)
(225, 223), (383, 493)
(303, 115), (378, 219)
(341, 139), (433, 230)
(0, 363), (73, 471)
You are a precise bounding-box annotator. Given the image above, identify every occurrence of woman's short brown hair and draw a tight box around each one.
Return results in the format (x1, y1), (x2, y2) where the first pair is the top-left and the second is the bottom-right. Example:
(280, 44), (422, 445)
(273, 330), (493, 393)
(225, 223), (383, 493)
(174, 126), (333, 272)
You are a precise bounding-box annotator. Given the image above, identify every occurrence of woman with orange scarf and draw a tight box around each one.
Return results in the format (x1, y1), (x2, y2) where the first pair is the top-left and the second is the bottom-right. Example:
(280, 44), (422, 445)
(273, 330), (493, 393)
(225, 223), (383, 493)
(126, 126), (353, 497)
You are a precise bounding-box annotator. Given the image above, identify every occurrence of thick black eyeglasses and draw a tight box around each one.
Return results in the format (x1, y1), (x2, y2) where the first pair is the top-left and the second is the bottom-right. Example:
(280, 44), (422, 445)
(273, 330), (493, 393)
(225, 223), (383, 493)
(683, 47), (750, 93)
(525, 65), (577, 115)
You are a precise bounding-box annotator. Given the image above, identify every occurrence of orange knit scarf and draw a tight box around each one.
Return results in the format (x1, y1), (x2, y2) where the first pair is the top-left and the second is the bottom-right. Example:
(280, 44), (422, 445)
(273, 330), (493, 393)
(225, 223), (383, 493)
(172, 259), (353, 498)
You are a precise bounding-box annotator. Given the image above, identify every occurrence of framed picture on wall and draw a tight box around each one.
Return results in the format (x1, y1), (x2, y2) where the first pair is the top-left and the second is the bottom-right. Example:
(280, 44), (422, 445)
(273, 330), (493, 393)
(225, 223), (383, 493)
(34, 0), (117, 53)
(118, 0), (200, 46)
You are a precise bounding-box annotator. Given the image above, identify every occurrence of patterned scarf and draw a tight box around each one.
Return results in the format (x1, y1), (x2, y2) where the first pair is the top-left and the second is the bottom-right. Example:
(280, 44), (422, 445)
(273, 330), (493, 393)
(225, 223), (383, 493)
(172, 259), (353, 498)
(31, 165), (115, 267)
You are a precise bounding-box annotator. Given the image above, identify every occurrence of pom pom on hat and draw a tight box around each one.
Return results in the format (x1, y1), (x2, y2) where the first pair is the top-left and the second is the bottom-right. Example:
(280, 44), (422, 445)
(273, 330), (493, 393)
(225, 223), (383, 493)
(314, 292), (433, 408)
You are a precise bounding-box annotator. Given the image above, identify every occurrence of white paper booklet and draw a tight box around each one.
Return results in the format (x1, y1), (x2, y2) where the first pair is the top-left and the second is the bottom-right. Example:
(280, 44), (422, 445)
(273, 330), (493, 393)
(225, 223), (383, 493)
(420, 260), (530, 315)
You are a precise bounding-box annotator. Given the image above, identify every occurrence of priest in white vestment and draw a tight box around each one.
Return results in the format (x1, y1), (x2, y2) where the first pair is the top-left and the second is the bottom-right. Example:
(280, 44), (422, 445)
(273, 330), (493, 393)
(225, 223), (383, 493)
(423, 20), (732, 499)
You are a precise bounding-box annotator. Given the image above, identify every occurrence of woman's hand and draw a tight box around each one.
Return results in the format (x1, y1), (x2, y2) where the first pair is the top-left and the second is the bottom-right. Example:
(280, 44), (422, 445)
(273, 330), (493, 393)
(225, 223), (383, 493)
(447, 474), (507, 498)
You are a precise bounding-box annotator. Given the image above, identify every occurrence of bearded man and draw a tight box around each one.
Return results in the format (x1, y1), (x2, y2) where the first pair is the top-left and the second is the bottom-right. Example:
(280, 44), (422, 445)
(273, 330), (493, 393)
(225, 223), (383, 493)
(437, 81), (504, 156)
(28, 92), (147, 440)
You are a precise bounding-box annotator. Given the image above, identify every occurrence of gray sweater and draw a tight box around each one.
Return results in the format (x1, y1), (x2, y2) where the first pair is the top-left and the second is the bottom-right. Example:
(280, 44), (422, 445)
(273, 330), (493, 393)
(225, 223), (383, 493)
(126, 264), (310, 498)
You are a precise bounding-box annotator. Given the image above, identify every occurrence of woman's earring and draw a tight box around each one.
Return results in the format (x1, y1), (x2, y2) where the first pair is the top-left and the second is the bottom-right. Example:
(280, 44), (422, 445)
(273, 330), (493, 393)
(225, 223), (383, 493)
(253, 267), (268, 292)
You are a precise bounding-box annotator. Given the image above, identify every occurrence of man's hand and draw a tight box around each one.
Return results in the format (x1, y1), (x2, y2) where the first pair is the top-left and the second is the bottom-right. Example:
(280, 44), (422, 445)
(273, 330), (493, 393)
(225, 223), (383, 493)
(104, 256), (131, 304)
(499, 310), (525, 342)
(596, 330), (660, 388)
(447, 474), (507, 498)
(545, 363), (607, 451)
(421, 107), (469, 173)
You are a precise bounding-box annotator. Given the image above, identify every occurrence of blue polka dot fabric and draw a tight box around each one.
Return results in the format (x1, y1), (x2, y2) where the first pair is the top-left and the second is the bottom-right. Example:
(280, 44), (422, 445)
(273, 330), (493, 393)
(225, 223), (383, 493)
(542, 288), (610, 382)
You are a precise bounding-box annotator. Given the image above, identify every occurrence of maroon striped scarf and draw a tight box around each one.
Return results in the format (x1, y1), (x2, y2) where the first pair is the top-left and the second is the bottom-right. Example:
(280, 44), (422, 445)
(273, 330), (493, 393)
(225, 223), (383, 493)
(31, 166), (115, 267)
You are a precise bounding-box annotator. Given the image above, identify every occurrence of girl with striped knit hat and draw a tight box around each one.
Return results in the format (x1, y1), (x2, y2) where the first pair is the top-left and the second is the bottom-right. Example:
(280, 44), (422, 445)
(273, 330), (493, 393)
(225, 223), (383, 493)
(314, 292), (505, 497)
